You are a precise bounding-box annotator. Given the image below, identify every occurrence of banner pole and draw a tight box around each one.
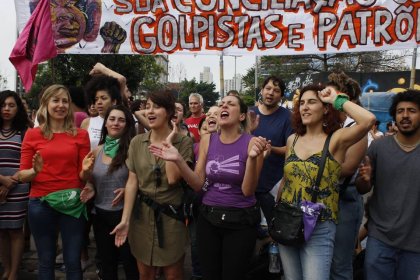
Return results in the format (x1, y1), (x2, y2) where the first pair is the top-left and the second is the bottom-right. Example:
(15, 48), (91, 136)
(410, 47), (418, 89)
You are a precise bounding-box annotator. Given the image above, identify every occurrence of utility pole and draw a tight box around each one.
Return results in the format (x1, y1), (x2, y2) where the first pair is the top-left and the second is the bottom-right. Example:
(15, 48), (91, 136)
(234, 56), (237, 91)
(220, 55), (225, 98)
(410, 47), (417, 89)
(255, 56), (259, 101)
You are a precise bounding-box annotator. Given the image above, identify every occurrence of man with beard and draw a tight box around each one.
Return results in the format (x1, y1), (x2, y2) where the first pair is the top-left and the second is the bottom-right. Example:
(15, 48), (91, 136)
(356, 90), (420, 280)
(250, 76), (293, 226)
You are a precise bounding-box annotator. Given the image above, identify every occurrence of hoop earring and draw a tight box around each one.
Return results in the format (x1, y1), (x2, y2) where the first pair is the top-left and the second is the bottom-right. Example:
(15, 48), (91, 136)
(323, 121), (328, 127)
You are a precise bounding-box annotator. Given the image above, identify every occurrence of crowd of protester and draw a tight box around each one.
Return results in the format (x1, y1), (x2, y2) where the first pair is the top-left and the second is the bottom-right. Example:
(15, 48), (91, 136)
(0, 64), (419, 280)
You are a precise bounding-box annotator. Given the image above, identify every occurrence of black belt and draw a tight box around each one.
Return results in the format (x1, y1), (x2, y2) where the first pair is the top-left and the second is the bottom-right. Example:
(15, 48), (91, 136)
(134, 192), (184, 248)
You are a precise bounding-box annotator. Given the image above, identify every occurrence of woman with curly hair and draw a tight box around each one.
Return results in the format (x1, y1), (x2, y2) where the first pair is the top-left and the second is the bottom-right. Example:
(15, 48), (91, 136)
(327, 72), (369, 280)
(277, 84), (375, 280)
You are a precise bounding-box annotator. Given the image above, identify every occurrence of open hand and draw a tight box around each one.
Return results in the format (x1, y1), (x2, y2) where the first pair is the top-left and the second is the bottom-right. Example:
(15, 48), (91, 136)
(110, 222), (129, 247)
(0, 186), (9, 203)
(358, 156), (372, 182)
(111, 188), (125, 207)
(33, 151), (43, 174)
(166, 120), (178, 144)
(80, 185), (95, 203)
(82, 151), (95, 173)
(149, 141), (181, 162)
(0, 175), (17, 189)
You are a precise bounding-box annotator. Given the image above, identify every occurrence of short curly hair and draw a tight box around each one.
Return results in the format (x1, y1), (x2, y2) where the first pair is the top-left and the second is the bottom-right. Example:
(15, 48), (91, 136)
(326, 71), (361, 102)
(389, 89), (420, 121)
(292, 84), (342, 136)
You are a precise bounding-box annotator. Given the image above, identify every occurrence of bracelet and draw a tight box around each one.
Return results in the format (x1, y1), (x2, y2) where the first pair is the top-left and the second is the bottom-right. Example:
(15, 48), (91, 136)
(333, 94), (349, 111)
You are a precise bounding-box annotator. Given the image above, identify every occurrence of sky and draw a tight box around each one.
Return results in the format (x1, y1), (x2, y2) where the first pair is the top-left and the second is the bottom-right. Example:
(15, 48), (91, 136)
(0, 0), (255, 93)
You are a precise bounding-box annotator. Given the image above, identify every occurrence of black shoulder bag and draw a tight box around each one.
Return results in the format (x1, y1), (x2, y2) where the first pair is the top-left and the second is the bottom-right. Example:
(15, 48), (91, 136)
(269, 134), (331, 246)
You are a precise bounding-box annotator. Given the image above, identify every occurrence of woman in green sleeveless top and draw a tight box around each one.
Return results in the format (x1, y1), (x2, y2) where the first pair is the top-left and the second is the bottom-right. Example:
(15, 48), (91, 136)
(277, 84), (375, 280)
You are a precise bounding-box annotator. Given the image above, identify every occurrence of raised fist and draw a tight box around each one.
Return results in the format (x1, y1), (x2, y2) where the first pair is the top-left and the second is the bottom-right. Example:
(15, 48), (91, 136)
(100, 21), (127, 53)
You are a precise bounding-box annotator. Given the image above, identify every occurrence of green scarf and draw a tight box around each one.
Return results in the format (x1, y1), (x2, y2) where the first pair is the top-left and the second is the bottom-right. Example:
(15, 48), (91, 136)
(41, 189), (87, 220)
(104, 136), (120, 158)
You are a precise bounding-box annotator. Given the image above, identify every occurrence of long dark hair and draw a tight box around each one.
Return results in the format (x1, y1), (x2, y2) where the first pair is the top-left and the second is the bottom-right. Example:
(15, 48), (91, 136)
(0, 90), (31, 133)
(99, 105), (136, 174)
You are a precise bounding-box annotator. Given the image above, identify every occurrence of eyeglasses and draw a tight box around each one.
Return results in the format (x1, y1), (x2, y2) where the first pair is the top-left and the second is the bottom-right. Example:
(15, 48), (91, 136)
(153, 164), (161, 187)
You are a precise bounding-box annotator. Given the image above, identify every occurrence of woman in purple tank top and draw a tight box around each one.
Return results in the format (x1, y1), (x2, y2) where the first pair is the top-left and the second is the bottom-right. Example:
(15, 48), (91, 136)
(150, 95), (269, 280)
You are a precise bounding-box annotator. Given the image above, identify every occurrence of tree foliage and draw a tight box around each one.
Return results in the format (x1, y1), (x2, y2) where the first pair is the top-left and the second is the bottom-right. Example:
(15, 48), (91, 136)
(259, 51), (409, 82)
(241, 50), (410, 100)
(27, 54), (164, 100)
(177, 78), (219, 111)
(0, 74), (7, 91)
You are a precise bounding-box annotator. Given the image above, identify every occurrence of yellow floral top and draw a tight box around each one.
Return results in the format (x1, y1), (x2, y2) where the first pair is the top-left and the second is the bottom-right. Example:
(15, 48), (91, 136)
(281, 136), (341, 223)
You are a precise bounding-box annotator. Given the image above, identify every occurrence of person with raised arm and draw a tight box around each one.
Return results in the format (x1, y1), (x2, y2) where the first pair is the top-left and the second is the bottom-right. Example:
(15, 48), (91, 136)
(277, 84), (375, 280)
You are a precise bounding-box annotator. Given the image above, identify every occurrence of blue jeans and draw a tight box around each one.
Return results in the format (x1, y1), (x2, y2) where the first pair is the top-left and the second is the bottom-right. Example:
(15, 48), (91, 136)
(279, 220), (336, 280)
(364, 236), (420, 280)
(28, 198), (86, 280)
(330, 187), (364, 280)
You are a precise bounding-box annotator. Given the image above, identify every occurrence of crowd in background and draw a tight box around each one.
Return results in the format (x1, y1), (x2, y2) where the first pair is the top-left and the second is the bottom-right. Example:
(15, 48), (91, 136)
(0, 63), (419, 280)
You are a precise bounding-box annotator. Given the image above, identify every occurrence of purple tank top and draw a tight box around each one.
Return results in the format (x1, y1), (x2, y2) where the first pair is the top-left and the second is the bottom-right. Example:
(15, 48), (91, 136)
(203, 132), (256, 208)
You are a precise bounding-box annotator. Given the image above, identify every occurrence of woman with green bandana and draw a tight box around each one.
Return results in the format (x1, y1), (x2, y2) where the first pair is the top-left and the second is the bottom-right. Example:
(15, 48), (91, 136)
(80, 105), (139, 280)
(18, 84), (94, 280)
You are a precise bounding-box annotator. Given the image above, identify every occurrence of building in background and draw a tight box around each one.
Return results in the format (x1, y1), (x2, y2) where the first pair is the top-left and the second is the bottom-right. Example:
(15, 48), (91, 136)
(224, 74), (243, 93)
(155, 55), (169, 84)
(200, 66), (213, 84)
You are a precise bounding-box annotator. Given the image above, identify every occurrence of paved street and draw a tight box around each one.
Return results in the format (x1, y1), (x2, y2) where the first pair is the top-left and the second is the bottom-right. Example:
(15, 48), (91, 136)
(0, 233), (193, 280)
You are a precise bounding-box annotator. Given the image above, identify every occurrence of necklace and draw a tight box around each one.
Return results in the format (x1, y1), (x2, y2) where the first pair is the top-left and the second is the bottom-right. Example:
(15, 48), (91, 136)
(393, 135), (420, 149)
(0, 128), (16, 138)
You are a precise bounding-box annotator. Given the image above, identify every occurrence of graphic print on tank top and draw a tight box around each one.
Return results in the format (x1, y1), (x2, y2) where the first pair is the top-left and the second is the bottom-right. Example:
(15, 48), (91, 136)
(206, 154), (240, 190)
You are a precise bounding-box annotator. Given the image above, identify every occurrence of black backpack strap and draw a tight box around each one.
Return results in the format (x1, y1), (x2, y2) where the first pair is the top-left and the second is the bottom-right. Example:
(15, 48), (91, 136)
(311, 134), (332, 203)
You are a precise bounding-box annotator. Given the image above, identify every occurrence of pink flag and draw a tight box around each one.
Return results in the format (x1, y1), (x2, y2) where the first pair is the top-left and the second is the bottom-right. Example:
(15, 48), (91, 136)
(9, 0), (57, 92)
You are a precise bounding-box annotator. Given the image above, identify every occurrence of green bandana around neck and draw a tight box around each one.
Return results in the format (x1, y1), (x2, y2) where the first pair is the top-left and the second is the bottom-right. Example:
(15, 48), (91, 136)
(104, 136), (120, 158)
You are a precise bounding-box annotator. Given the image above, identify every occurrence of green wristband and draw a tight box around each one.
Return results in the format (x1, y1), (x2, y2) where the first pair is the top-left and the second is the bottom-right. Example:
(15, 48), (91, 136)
(333, 94), (349, 111)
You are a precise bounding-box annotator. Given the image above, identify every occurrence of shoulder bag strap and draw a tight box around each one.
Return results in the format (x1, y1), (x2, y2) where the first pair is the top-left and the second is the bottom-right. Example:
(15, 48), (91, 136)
(311, 134), (332, 203)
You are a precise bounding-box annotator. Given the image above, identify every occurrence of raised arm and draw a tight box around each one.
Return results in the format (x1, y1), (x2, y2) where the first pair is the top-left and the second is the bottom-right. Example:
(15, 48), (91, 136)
(340, 135), (368, 178)
(149, 133), (209, 191)
(165, 135), (193, 186)
(319, 86), (376, 156)
(89, 62), (129, 103)
(241, 136), (268, 196)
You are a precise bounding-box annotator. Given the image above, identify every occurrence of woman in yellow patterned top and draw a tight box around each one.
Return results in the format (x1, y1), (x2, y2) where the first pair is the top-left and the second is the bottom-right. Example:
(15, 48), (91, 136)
(278, 84), (375, 280)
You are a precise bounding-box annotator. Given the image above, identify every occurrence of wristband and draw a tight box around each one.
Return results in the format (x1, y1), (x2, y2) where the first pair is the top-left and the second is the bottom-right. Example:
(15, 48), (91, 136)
(333, 94), (349, 111)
